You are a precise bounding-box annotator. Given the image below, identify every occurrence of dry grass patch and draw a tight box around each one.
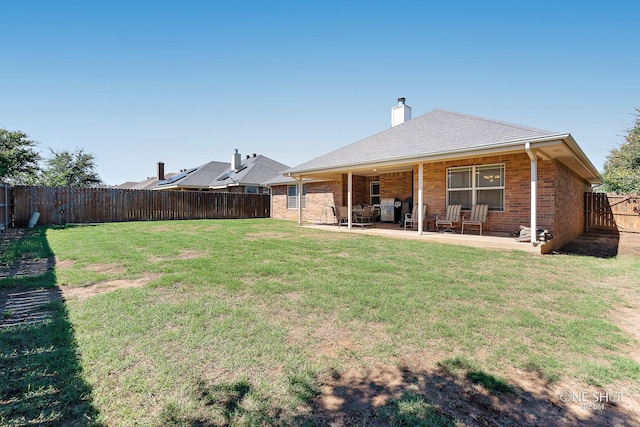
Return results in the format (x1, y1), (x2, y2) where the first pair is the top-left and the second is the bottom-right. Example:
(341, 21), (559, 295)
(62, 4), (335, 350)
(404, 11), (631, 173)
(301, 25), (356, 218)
(61, 273), (162, 301)
(244, 231), (291, 241)
(83, 263), (127, 274)
(55, 258), (75, 269)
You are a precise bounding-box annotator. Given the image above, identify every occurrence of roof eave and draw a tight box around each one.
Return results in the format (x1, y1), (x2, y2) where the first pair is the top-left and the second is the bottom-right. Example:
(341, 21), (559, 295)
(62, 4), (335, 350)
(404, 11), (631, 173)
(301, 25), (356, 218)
(286, 135), (568, 177)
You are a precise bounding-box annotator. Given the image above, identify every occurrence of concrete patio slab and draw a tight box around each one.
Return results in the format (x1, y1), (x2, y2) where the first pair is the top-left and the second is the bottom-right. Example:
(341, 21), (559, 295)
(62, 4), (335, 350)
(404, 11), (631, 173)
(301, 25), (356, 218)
(303, 222), (544, 255)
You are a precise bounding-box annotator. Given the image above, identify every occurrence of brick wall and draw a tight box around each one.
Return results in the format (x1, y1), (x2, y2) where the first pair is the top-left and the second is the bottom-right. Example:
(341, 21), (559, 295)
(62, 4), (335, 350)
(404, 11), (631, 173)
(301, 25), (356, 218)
(380, 171), (412, 201)
(417, 153), (535, 234)
(271, 181), (343, 222)
(545, 160), (591, 252)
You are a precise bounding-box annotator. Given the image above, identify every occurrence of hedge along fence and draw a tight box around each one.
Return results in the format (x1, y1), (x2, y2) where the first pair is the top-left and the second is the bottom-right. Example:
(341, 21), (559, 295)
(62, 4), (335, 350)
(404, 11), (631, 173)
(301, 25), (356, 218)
(11, 186), (270, 227)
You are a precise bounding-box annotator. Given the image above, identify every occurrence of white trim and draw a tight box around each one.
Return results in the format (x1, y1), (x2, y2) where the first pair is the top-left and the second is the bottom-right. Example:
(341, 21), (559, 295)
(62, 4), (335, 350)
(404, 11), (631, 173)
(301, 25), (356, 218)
(370, 180), (380, 205)
(285, 135), (567, 176)
(446, 163), (505, 211)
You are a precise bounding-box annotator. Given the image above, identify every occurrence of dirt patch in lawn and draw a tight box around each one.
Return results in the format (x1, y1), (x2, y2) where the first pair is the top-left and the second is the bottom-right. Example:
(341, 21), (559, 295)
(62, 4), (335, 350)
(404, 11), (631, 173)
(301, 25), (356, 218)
(557, 232), (640, 258)
(148, 249), (206, 263)
(244, 231), (291, 241)
(61, 273), (162, 301)
(83, 263), (127, 274)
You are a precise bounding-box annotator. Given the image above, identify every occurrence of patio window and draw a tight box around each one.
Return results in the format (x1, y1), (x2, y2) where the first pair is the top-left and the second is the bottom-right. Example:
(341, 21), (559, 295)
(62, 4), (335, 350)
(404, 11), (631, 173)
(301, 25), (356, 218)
(287, 184), (306, 209)
(447, 164), (504, 211)
(370, 181), (380, 205)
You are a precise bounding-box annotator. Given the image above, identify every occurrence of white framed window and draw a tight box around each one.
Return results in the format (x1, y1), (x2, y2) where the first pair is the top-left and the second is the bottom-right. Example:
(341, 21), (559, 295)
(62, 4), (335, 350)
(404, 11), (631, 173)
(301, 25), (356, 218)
(287, 184), (306, 209)
(447, 164), (504, 211)
(370, 181), (380, 205)
(245, 186), (259, 194)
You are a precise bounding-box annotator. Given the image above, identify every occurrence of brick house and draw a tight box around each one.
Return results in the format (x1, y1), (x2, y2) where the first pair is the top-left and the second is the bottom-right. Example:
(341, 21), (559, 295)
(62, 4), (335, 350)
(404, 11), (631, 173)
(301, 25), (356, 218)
(268, 99), (602, 253)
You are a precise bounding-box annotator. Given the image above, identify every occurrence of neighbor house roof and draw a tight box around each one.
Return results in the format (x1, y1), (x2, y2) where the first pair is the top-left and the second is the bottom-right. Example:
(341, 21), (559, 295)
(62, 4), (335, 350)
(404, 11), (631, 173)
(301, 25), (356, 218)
(150, 155), (290, 190)
(115, 173), (178, 190)
(208, 155), (290, 190)
(285, 109), (601, 184)
(154, 161), (229, 190)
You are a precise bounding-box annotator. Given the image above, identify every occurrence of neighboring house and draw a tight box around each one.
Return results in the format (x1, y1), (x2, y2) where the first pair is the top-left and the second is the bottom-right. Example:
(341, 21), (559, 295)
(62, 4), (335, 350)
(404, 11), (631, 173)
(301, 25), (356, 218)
(119, 151), (289, 194)
(115, 162), (178, 190)
(270, 98), (602, 253)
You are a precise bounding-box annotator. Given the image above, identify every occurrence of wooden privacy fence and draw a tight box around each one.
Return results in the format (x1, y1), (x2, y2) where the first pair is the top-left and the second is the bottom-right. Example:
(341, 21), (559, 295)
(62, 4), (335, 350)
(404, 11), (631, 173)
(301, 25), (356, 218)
(11, 186), (270, 226)
(585, 192), (640, 233)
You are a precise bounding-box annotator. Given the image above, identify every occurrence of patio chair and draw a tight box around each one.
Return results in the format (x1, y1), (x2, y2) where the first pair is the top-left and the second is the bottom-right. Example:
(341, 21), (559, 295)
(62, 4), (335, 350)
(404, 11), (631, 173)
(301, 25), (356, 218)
(354, 205), (374, 226)
(337, 206), (349, 227)
(404, 204), (427, 231)
(435, 204), (462, 232)
(462, 204), (489, 235)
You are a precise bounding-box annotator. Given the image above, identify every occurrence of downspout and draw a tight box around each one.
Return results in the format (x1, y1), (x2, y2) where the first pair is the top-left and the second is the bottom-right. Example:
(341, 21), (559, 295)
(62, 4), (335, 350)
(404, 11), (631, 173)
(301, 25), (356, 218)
(347, 171), (353, 230)
(418, 163), (424, 234)
(525, 143), (537, 246)
(297, 177), (303, 226)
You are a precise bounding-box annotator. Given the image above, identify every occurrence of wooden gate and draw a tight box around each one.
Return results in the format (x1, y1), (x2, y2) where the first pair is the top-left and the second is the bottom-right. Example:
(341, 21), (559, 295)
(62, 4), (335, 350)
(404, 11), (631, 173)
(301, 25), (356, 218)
(585, 192), (640, 233)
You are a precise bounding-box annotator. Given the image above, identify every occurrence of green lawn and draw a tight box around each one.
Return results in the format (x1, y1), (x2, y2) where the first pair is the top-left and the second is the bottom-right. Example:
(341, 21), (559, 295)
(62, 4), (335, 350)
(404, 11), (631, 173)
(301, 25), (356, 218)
(1, 219), (639, 426)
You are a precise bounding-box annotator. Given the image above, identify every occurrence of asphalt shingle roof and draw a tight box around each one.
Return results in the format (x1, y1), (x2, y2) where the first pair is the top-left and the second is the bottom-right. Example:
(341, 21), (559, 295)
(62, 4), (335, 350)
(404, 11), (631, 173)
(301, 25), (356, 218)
(209, 155), (290, 188)
(287, 109), (563, 173)
(148, 156), (290, 189)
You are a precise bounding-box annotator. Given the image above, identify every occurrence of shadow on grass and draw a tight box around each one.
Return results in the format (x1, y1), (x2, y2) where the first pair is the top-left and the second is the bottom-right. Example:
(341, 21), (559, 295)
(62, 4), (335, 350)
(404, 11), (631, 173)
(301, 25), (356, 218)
(0, 227), (102, 426)
(152, 360), (637, 427)
(313, 362), (637, 427)
(161, 378), (318, 427)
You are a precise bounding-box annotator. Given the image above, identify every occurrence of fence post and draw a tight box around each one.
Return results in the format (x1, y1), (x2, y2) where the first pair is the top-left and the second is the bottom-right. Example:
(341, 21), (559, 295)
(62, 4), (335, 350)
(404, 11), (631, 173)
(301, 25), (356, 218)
(0, 182), (10, 229)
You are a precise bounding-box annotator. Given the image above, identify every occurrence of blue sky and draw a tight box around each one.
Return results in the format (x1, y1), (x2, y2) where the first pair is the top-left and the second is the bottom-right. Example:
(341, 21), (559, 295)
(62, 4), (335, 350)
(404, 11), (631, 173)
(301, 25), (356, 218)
(1, 1), (638, 185)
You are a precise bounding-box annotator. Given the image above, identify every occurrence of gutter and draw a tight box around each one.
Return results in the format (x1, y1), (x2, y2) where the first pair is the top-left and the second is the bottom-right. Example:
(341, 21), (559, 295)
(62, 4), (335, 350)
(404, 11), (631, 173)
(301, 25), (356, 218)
(285, 135), (567, 177)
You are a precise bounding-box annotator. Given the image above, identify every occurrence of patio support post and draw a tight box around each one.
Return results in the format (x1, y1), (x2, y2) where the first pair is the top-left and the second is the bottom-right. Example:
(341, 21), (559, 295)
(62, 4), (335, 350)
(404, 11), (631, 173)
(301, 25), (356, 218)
(347, 171), (353, 229)
(525, 143), (537, 245)
(418, 163), (424, 234)
(297, 176), (303, 226)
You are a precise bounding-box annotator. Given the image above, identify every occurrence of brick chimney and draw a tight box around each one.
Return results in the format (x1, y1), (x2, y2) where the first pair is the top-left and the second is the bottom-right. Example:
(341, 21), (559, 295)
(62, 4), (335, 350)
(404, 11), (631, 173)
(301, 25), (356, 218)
(157, 161), (165, 180)
(391, 97), (412, 127)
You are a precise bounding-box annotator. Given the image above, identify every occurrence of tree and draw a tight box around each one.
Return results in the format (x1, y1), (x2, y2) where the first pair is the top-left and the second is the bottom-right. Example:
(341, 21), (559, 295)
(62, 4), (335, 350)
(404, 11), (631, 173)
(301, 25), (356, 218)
(40, 148), (103, 187)
(0, 128), (41, 183)
(602, 109), (640, 194)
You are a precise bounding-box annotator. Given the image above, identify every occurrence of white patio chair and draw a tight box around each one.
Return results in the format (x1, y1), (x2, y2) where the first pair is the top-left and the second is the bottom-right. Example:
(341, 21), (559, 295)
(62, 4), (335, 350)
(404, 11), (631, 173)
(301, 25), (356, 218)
(435, 205), (462, 232)
(462, 204), (489, 235)
(404, 204), (427, 230)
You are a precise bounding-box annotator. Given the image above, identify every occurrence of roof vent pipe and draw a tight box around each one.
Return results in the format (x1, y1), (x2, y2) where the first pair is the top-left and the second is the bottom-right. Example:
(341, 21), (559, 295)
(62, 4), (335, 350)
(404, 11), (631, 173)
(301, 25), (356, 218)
(391, 97), (411, 127)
